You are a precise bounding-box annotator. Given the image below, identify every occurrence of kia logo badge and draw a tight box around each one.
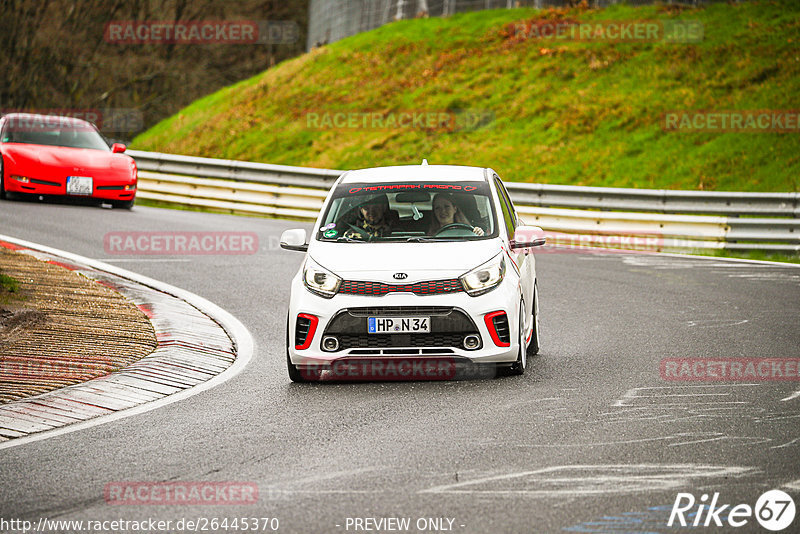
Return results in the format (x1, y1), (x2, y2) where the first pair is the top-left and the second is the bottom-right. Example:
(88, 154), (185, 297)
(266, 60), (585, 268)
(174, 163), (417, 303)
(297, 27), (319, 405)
(393, 273), (408, 280)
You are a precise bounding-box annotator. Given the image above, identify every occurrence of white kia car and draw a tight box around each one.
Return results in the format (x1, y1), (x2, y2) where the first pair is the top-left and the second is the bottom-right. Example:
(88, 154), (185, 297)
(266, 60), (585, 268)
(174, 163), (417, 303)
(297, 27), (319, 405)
(280, 163), (545, 382)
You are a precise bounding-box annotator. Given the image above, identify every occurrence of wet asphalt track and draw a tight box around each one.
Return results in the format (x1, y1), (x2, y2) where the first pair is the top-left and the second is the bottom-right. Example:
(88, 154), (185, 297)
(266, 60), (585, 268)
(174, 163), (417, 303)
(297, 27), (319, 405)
(0, 198), (799, 534)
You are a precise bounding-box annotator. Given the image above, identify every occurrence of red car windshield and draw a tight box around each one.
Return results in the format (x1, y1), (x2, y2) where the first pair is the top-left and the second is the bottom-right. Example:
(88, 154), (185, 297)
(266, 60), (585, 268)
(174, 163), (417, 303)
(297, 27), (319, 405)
(1, 116), (110, 151)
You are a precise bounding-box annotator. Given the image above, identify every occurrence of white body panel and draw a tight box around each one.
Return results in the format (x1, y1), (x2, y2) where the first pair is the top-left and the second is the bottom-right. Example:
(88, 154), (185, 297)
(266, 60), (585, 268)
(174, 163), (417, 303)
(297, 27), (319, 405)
(284, 164), (540, 372)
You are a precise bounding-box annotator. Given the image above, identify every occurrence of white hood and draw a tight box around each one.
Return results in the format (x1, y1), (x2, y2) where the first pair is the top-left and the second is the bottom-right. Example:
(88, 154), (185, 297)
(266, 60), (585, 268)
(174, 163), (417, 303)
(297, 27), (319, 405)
(308, 239), (502, 283)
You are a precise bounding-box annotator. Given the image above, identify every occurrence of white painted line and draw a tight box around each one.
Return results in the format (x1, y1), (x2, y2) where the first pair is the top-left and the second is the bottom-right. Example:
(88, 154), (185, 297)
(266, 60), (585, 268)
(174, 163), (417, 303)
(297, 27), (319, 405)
(622, 402), (748, 408)
(781, 390), (800, 402)
(420, 465), (755, 497)
(278, 490), (377, 495)
(770, 438), (800, 450)
(624, 384), (763, 390)
(520, 434), (773, 449)
(0, 234), (254, 451)
(634, 251), (800, 269)
(614, 384), (761, 407)
(626, 393), (737, 398)
(100, 258), (193, 263)
(517, 433), (721, 448)
(757, 413), (800, 422)
(667, 436), (728, 447)
(686, 319), (749, 328)
(784, 479), (800, 491)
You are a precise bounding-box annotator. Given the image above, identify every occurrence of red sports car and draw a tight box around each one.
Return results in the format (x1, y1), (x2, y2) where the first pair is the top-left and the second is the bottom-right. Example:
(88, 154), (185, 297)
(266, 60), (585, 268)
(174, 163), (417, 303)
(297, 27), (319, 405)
(0, 113), (137, 209)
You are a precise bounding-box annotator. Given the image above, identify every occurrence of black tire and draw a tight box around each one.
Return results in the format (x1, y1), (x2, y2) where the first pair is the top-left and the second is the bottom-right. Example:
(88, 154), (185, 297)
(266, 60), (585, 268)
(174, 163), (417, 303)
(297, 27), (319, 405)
(287, 352), (308, 383)
(113, 199), (134, 210)
(286, 316), (319, 383)
(508, 302), (527, 375)
(527, 281), (540, 357)
(0, 154), (6, 200)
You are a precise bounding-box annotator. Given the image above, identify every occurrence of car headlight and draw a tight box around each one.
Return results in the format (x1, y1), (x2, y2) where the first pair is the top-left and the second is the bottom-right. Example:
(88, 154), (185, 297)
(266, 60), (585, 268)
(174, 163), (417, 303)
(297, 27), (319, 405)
(303, 257), (341, 298)
(460, 252), (505, 296)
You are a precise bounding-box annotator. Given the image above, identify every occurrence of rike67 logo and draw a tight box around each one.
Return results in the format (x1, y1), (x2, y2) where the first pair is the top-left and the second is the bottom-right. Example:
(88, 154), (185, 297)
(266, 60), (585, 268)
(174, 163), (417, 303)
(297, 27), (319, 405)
(668, 490), (796, 531)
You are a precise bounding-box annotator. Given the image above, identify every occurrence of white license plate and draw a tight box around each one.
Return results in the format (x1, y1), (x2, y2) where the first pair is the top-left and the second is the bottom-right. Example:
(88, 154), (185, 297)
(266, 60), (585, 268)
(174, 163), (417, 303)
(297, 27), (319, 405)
(368, 316), (430, 334)
(66, 176), (93, 195)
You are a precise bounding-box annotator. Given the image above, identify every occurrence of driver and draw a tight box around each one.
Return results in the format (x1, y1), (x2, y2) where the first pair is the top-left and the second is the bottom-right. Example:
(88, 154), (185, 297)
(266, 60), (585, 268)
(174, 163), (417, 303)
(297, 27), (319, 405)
(429, 193), (484, 236)
(343, 193), (398, 239)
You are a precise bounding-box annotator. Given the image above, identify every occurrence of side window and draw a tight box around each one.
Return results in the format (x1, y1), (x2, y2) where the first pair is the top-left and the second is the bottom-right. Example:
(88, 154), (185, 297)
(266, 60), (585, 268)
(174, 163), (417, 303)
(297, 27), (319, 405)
(494, 176), (516, 239)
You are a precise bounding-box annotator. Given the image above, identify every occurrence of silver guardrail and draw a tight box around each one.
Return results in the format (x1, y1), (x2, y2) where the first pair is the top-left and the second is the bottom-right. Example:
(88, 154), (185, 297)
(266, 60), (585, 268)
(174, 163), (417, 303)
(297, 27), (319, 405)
(128, 150), (338, 189)
(508, 183), (800, 217)
(128, 150), (800, 253)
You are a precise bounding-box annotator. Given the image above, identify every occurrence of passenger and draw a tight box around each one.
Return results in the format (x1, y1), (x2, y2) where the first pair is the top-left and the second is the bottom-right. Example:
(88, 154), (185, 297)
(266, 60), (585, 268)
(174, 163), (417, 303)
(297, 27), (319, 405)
(429, 193), (484, 236)
(343, 194), (398, 239)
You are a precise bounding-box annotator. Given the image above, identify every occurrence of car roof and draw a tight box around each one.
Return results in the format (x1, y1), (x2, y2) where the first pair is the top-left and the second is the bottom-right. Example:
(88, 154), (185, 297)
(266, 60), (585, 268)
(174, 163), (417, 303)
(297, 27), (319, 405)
(338, 164), (491, 184)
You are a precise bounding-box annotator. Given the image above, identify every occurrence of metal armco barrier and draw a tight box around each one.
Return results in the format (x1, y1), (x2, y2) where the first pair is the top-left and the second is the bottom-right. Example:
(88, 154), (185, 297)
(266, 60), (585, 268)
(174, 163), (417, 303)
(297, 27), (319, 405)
(508, 183), (800, 217)
(128, 150), (339, 189)
(129, 150), (800, 253)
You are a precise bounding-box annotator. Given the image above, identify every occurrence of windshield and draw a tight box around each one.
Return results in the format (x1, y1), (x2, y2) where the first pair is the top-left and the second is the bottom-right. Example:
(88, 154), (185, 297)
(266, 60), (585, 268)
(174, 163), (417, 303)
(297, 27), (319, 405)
(316, 181), (497, 243)
(1, 116), (110, 151)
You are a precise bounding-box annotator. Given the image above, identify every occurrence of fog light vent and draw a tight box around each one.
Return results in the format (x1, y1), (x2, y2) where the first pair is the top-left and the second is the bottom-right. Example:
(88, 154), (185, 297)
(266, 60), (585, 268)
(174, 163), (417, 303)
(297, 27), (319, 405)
(322, 335), (340, 352)
(463, 335), (481, 350)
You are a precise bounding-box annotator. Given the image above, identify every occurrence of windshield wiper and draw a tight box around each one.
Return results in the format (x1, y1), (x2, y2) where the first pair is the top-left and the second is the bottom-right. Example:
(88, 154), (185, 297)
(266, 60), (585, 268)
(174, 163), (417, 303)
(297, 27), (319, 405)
(334, 235), (367, 243)
(404, 236), (453, 242)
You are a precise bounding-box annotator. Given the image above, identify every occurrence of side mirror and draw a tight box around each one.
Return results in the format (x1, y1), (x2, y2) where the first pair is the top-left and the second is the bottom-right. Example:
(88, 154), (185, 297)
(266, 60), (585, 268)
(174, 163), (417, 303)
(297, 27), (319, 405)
(280, 229), (308, 252)
(111, 143), (127, 153)
(510, 225), (546, 251)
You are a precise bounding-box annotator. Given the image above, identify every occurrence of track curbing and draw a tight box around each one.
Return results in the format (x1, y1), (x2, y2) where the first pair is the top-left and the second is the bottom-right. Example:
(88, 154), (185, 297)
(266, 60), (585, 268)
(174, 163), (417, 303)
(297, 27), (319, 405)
(0, 234), (254, 450)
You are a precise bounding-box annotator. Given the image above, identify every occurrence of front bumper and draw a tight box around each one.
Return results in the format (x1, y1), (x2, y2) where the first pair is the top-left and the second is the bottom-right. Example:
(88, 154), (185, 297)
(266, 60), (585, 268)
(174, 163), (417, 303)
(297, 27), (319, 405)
(4, 169), (136, 201)
(287, 272), (521, 368)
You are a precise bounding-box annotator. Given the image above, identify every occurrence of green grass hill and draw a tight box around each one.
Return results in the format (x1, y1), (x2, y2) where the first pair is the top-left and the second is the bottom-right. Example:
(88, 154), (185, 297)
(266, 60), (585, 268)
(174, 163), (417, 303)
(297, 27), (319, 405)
(132, 0), (800, 192)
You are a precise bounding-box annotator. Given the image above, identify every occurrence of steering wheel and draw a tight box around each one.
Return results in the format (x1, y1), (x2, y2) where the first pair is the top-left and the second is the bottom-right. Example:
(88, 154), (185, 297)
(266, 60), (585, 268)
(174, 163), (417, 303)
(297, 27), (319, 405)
(344, 223), (372, 240)
(434, 223), (474, 236)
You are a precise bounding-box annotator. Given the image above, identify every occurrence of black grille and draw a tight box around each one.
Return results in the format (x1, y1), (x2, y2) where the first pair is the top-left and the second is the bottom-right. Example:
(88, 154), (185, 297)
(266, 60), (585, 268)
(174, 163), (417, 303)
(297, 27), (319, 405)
(295, 316), (312, 347)
(337, 333), (472, 350)
(322, 306), (481, 352)
(31, 178), (61, 186)
(340, 279), (462, 296)
(491, 314), (511, 345)
(346, 306), (454, 316)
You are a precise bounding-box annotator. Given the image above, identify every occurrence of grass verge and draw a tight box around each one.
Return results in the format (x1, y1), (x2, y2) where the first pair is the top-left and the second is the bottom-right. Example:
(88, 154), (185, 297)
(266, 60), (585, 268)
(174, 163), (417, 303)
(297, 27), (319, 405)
(133, 0), (800, 192)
